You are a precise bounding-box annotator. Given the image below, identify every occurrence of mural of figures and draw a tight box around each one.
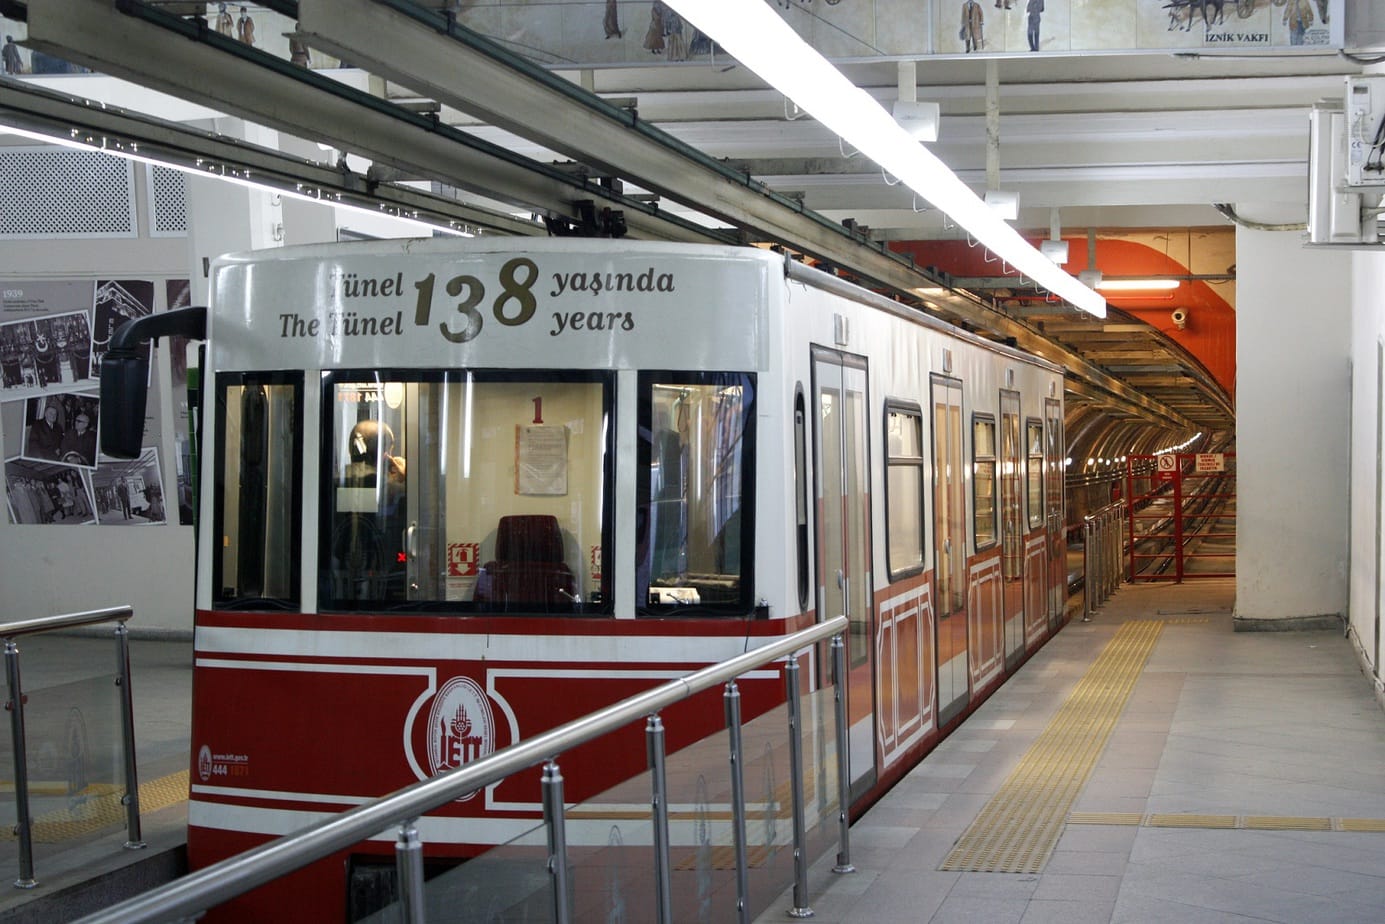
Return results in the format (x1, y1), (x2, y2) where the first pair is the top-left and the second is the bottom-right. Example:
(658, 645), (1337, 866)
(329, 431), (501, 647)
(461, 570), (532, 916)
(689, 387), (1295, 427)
(2, 35), (23, 74)
(237, 6), (256, 46)
(644, 1), (667, 55)
(663, 5), (688, 61)
(215, 2), (234, 37)
(289, 36), (311, 67)
(1165, 0), (1226, 34)
(1027, 0), (1044, 50)
(604, 0), (623, 39)
(418, 1), (1342, 61)
(1283, 0), (1315, 45)
(961, 0), (985, 52)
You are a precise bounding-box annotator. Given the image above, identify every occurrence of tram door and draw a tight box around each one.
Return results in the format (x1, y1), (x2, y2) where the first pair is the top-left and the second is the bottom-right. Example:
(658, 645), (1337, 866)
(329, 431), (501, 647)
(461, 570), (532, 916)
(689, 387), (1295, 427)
(1044, 397), (1065, 628)
(403, 382), (445, 600)
(813, 351), (877, 799)
(1000, 391), (1025, 669)
(931, 376), (969, 724)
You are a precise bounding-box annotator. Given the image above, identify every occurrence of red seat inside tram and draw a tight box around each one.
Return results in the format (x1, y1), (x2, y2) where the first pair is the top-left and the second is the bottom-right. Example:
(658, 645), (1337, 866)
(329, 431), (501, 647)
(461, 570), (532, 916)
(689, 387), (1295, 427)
(473, 514), (578, 607)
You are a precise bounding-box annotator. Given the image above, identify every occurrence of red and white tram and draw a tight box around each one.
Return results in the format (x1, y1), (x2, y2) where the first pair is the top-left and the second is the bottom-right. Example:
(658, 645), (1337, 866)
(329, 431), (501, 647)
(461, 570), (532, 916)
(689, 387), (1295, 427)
(109, 238), (1069, 920)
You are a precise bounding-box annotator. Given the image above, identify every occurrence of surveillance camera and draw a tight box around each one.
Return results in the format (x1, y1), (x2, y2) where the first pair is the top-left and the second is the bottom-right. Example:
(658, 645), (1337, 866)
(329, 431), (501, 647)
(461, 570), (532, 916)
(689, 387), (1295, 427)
(1171, 308), (1188, 330)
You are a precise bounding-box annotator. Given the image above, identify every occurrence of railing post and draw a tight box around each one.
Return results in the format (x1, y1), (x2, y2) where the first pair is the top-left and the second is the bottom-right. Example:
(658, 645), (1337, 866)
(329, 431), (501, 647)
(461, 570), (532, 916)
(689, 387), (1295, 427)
(1107, 509), (1119, 596)
(1083, 518), (1094, 622)
(829, 634), (855, 874)
(114, 622), (145, 850)
(784, 657), (813, 918)
(542, 760), (572, 924)
(1098, 510), (1108, 600)
(724, 680), (750, 924)
(5, 640), (36, 888)
(1113, 512), (1124, 584)
(394, 819), (425, 924)
(645, 714), (673, 924)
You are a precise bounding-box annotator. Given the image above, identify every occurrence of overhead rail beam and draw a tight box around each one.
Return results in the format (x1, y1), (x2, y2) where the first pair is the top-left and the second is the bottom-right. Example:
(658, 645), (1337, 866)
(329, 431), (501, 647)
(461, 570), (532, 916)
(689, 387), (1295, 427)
(22, 0), (1198, 430)
(952, 274), (1236, 289)
(289, 2), (1066, 323)
(21, 0), (732, 245)
(0, 81), (541, 237)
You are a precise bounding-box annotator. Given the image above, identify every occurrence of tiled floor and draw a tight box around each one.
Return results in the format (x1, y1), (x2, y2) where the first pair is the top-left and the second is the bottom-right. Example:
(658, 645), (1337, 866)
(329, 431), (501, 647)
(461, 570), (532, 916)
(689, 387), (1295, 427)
(759, 579), (1385, 923)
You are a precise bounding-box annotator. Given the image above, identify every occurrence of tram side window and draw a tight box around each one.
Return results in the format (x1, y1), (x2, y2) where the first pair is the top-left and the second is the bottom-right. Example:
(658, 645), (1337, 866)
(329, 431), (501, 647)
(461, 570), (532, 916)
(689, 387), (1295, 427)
(1026, 419), (1044, 528)
(885, 403), (925, 579)
(321, 372), (612, 614)
(637, 372), (756, 616)
(973, 415), (997, 550)
(214, 375), (303, 609)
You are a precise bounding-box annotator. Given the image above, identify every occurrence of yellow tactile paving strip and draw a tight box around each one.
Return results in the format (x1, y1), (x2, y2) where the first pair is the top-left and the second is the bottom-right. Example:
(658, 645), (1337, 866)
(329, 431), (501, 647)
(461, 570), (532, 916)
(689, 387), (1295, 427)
(939, 620), (1164, 873)
(1071, 812), (1385, 833)
(0, 769), (187, 844)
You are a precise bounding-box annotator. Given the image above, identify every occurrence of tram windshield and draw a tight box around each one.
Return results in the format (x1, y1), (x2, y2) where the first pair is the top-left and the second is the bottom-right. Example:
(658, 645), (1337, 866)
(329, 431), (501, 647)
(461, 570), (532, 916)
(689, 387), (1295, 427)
(637, 372), (755, 616)
(319, 370), (612, 613)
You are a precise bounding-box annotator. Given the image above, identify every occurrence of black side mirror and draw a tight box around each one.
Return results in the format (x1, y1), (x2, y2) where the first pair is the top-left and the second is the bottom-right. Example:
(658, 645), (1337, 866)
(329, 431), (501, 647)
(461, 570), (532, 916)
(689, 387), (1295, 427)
(97, 306), (208, 459)
(99, 349), (150, 459)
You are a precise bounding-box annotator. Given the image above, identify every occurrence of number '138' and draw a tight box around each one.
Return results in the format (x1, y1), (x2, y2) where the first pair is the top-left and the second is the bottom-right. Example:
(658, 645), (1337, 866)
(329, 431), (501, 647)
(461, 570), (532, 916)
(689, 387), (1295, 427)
(411, 257), (538, 344)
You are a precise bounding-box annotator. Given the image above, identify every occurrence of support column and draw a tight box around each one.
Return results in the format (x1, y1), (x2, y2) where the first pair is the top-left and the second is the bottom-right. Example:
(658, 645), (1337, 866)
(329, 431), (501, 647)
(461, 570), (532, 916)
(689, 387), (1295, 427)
(1235, 213), (1350, 629)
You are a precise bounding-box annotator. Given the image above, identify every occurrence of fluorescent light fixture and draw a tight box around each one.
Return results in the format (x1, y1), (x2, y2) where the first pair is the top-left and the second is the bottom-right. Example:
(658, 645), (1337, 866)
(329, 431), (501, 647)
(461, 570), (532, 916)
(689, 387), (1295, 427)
(662, 0), (1105, 319)
(984, 190), (1019, 221)
(1095, 278), (1181, 291)
(0, 124), (472, 237)
(891, 100), (940, 142)
(1040, 239), (1069, 263)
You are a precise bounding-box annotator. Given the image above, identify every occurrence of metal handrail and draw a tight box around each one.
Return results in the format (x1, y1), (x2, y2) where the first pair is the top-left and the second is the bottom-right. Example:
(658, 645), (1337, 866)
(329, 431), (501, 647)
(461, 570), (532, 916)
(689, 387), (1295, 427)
(0, 605), (133, 640)
(3, 605), (142, 890)
(1083, 502), (1125, 620)
(77, 614), (851, 923)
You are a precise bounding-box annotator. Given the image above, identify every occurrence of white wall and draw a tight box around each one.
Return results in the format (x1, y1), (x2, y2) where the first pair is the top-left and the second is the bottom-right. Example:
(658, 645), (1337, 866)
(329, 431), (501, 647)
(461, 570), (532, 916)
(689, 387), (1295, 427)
(0, 159), (194, 634)
(1235, 223), (1351, 624)
(1348, 250), (1385, 685)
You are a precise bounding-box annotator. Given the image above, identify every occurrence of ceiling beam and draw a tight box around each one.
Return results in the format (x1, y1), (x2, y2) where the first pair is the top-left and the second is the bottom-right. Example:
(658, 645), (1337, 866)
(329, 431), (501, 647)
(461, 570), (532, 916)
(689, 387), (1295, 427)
(0, 81), (544, 237)
(21, 0), (728, 244)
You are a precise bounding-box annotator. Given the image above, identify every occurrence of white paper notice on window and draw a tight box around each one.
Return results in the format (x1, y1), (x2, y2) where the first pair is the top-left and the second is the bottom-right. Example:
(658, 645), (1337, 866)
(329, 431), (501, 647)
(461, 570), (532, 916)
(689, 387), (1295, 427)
(516, 424), (568, 495)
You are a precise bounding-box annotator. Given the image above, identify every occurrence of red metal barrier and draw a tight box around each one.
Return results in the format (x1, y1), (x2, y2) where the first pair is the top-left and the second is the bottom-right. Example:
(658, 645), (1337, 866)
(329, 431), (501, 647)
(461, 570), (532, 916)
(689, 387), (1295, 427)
(1125, 452), (1236, 581)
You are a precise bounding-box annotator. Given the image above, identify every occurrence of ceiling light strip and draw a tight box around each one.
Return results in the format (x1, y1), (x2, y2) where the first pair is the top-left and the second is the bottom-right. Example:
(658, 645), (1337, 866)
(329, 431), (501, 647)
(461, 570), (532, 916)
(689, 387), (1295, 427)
(663, 0), (1106, 319)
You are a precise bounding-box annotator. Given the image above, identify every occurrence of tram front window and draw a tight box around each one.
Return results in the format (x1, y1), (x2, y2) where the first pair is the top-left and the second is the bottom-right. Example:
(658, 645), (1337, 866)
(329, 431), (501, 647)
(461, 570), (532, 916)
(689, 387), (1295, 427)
(321, 372), (612, 614)
(637, 372), (755, 616)
(214, 375), (303, 609)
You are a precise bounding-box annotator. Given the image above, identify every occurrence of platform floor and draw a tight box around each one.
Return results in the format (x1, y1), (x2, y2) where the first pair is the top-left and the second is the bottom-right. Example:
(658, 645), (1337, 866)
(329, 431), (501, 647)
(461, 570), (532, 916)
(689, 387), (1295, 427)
(758, 578), (1385, 923)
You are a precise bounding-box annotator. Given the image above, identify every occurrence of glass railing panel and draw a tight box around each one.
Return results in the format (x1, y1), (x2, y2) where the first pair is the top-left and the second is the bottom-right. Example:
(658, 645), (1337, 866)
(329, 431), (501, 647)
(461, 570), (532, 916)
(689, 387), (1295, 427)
(734, 683), (794, 917)
(0, 662), (123, 875)
(662, 688), (741, 924)
(799, 680), (844, 873)
(351, 656), (845, 923)
(356, 815), (554, 923)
